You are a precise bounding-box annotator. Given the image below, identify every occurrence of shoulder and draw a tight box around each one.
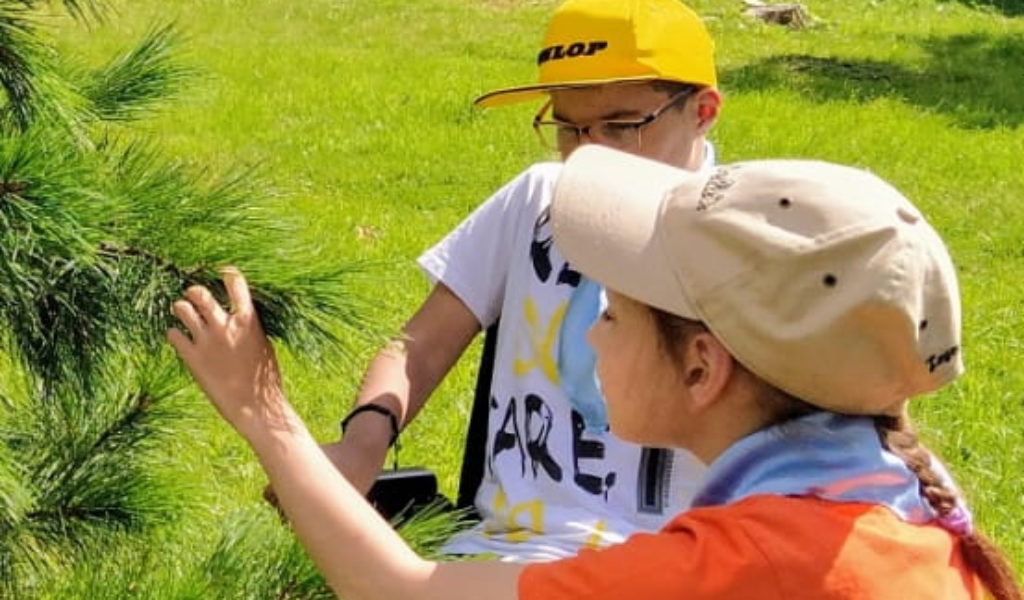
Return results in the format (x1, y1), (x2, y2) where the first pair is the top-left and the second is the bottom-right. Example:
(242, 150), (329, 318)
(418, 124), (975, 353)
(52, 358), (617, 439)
(522, 497), (975, 600)
(519, 500), (784, 600)
(519, 160), (562, 181)
(682, 494), (940, 543)
(474, 161), (562, 223)
(672, 494), (872, 529)
(497, 161), (562, 200)
(668, 495), (883, 558)
(675, 496), (974, 600)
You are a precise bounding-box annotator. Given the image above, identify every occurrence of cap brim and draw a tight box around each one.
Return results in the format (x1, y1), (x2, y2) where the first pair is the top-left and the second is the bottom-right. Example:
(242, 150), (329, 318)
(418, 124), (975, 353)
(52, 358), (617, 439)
(551, 145), (708, 319)
(474, 76), (659, 108)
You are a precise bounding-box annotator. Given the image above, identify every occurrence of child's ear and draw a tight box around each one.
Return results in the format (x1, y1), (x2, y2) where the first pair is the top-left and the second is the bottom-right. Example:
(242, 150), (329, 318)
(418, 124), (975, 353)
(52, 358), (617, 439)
(681, 332), (733, 412)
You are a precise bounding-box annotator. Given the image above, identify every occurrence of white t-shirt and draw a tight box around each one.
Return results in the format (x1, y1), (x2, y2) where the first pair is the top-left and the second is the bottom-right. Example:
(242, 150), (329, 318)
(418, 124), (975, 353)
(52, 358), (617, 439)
(419, 162), (706, 561)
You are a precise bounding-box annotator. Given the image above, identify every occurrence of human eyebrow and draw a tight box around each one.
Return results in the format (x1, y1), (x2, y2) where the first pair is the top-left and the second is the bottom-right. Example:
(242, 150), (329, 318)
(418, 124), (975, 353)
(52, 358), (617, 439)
(551, 109), (645, 123)
(598, 109), (645, 121)
(550, 110), (574, 123)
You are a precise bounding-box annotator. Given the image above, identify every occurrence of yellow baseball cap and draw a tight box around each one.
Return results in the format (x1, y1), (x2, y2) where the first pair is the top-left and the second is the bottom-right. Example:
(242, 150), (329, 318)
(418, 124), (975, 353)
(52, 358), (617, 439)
(475, 0), (717, 108)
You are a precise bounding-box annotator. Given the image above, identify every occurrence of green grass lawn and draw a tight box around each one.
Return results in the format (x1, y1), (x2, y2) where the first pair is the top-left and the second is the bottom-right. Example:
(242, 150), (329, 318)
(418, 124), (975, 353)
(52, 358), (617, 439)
(51, 0), (1024, 594)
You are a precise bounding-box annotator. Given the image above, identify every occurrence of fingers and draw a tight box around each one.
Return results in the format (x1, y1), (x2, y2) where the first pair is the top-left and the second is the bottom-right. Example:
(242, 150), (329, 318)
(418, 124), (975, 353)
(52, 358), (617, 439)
(166, 327), (194, 358)
(222, 266), (253, 319)
(168, 268), (254, 350)
(186, 285), (228, 328)
(172, 298), (206, 338)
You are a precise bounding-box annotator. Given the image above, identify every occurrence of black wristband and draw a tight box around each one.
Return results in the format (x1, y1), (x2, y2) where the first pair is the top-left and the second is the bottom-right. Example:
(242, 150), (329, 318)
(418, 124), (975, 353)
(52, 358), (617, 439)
(340, 403), (400, 448)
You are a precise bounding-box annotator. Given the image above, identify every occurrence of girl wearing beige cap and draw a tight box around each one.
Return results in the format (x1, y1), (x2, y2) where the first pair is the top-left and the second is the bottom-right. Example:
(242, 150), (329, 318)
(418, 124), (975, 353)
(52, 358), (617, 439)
(169, 146), (1020, 599)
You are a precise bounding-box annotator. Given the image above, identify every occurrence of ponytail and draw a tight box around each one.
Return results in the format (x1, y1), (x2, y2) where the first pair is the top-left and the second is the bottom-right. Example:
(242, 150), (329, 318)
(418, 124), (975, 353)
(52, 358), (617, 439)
(874, 415), (1022, 600)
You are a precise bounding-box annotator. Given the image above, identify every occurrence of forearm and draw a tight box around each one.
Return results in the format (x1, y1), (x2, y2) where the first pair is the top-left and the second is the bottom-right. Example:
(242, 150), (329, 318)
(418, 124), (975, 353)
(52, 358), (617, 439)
(247, 401), (522, 600)
(169, 273), (517, 600)
(247, 403), (434, 600)
(338, 319), (473, 491)
(334, 340), (429, 494)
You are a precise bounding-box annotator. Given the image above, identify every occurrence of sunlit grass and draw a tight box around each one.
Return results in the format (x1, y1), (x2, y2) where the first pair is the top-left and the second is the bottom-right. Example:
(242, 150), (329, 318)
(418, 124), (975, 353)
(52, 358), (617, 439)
(53, 0), (1024, 592)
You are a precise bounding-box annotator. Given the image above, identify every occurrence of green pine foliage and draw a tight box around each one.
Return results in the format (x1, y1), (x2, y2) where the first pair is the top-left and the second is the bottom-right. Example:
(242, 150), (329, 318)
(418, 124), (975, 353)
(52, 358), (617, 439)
(200, 508), (335, 600)
(29, 502), (472, 599)
(196, 502), (471, 599)
(0, 0), (373, 395)
(0, 0), (378, 596)
(81, 24), (187, 122)
(0, 360), (192, 596)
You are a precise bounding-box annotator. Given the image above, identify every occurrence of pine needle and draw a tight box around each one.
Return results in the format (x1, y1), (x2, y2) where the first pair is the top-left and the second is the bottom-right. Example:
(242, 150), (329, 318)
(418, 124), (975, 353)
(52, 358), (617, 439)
(84, 24), (190, 121)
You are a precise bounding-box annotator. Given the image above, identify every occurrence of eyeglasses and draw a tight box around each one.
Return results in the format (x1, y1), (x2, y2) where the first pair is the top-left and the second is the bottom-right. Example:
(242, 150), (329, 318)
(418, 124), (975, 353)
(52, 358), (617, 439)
(532, 87), (696, 152)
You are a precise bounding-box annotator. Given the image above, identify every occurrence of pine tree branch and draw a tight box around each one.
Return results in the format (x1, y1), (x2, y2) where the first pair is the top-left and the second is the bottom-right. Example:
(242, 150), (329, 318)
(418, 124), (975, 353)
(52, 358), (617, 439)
(0, 3), (42, 131)
(0, 2), (112, 137)
(97, 240), (206, 281)
(0, 359), (190, 592)
(8, 0), (108, 23)
(13, 365), (187, 536)
(202, 508), (334, 600)
(54, 0), (107, 23)
(83, 24), (189, 121)
(0, 2), (379, 594)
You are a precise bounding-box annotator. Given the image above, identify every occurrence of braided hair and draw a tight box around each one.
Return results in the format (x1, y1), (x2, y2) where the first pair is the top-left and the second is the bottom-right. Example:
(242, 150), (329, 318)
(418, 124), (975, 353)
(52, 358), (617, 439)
(875, 414), (1022, 600)
(650, 307), (1022, 599)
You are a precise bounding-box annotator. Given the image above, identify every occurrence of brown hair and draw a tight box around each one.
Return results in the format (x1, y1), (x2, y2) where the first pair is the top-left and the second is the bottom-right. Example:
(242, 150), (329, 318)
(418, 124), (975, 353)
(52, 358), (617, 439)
(875, 414), (1022, 600)
(649, 307), (813, 424)
(649, 307), (1022, 599)
(649, 80), (701, 110)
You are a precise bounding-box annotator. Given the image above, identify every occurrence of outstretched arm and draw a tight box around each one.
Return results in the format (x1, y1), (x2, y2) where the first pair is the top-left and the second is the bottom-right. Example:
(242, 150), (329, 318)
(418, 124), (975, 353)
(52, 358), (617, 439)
(322, 282), (481, 494)
(168, 268), (520, 600)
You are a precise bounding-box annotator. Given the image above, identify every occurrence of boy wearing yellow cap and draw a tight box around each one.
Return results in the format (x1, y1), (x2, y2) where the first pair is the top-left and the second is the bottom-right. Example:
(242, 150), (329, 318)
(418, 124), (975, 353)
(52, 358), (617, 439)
(315, 0), (723, 560)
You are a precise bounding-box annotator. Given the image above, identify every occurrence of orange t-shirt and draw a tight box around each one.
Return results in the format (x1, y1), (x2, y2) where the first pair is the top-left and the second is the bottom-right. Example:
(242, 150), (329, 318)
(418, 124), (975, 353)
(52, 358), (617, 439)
(519, 495), (986, 600)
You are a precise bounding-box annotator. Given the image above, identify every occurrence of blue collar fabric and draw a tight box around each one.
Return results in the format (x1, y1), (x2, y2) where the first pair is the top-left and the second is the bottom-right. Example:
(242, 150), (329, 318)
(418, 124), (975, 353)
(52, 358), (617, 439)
(692, 412), (944, 526)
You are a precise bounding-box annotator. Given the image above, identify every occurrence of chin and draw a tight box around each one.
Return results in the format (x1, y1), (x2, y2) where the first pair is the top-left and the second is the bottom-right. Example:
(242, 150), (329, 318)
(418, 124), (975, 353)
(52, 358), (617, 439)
(607, 421), (644, 444)
(610, 420), (681, 449)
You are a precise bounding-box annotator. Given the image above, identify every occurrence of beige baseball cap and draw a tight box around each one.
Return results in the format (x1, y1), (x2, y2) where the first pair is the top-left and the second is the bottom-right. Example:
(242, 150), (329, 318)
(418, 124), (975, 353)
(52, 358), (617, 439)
(551, 145), (963, 416)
